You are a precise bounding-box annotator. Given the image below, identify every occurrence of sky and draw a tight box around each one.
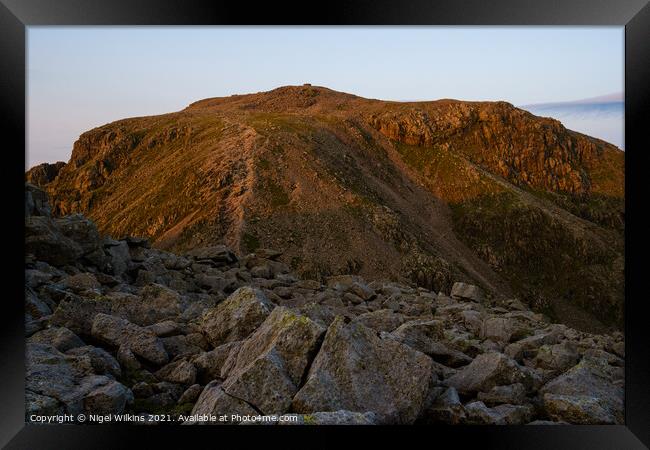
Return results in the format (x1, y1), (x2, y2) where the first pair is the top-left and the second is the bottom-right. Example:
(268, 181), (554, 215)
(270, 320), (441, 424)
(27, 27), (624, 168)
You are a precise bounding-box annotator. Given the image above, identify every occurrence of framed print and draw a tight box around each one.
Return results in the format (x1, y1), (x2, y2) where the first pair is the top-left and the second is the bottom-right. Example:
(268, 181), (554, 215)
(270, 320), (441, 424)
(1, 0), (649, 448)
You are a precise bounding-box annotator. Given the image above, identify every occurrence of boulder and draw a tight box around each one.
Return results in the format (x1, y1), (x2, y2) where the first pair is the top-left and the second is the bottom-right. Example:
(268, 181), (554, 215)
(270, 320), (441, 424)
(54, 214), (102, 255)
(189, 381), (258, 424)
(28, 326), (85, 352)
(250, 264), (273, 279)
(153, 381), (185, 400)
(25, 287), (52, 322)
(388, 319), (471, 368)
(542, 394), (617, 424)
(124, 236), (150, 248)
(326, 275), (361, 291)
(116, 345), (141, 372)
(343, 292), (364, 305)
(194, 274), (229, 292)
(105, 240), (131, 277)
(532, 341), (580, 373)
(94, 272), (120, 287)
(192, 341), (243, 384)
(178, 384), (203, 405)
(25, 269), (54, 289)
(292, 317), (433, 424)
(134, 384), (182, 412)
(450, 282), (483, 302)
(25, 182), (53, 216)
(50, 296), (111, 335)
(186, 245), (237, 266)
(505, 327), (565, 361)
(62, 273), (101, 292)
(161, 335), (204, 359)
(293, 279), (321, 290)
(155, 360), (197, 386)
(419, 387), (466, 424)
(445, 352), (534, 395)
(26, 343), (131, 416)
(84, 382), (133, 414)
(26, 390), (61, 417)
(220, 307), (325, 414)
(464, 401), (534, 425)
(108, 284), (182, 326)
(298, 303), (337, 328)
(25, 216), (83, 266)
(146, 320), (182, 337)
(255, 248), (283, 261)
(181, 295), (220, 322)
(200, 287), (275, 346)
(353, 309), (407, 333)
(540, 356), (623, 424)
(441, 328), (484, 358)
(477, 383), (527, 406)
(349, 282), (376, 301)
(66, 345), (122, 378)
(482, 316), (526, 343)
(461, 309), (484, 336)
(131, 382), (154, 399)
(91, 313), (169, 366)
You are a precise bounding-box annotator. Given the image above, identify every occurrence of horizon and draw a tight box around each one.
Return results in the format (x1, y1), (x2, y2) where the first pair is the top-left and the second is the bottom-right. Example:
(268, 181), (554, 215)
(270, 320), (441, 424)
(27, 27), (624, 168)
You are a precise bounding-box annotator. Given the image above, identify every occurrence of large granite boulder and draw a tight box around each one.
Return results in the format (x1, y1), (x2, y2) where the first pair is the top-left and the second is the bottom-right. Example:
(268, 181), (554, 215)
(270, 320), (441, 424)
(540, 356), (623, 424)
(292, 317), (433, 424)
(445, 351), (534, 395)
(450, 282), (483, 302)
(28, 326), (85, 352)
(26, 343), (132, 416)
(220, 307), (325, 414)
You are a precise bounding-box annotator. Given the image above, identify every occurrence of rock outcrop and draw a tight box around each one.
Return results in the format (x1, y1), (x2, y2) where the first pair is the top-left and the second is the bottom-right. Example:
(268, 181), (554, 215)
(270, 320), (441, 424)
(24, 184), (624, 424)
(25, 161), (66, 187)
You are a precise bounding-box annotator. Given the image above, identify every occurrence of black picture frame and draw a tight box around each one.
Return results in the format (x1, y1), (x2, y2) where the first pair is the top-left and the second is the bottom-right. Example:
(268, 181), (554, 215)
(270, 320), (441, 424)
(2, 1), (649, 448)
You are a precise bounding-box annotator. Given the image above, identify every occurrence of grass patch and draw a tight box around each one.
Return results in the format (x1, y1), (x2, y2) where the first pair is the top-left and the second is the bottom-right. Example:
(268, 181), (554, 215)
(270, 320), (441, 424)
(393, 141), (502, 203)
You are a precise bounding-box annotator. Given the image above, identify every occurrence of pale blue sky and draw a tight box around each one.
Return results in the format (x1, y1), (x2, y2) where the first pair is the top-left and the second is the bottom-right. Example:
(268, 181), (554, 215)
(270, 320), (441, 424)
(27, 27), (624, 167)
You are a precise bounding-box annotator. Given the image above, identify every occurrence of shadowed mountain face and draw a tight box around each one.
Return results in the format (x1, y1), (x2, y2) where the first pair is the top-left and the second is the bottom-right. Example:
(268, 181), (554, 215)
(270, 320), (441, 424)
(28, 85), (624, 330)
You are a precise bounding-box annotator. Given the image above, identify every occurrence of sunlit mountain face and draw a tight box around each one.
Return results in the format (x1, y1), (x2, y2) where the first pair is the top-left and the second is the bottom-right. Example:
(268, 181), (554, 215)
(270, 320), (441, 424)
(520, 94), (624, 150)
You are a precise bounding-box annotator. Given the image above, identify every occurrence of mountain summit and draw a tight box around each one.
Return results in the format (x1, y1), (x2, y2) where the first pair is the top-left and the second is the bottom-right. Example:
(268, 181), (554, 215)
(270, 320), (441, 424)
(27, 85), (624, 330)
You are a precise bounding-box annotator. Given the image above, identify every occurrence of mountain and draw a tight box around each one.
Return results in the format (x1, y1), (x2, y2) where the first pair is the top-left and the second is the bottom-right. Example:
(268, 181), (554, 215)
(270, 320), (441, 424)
(27, 85), (625, 330)
(520, 93), (624, 149)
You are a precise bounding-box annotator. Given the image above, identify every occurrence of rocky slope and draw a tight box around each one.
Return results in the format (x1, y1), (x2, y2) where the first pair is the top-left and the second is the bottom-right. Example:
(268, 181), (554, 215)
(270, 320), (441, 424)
(26, 85), (624, 330)
(25, 183), (624, 425)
